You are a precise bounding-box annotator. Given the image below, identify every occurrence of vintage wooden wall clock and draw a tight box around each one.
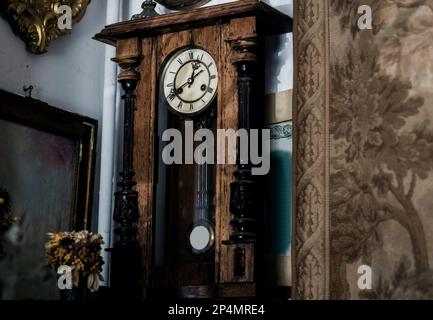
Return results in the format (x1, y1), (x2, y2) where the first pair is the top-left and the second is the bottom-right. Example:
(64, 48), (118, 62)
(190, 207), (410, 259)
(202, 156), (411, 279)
(95, 0), (292, 299)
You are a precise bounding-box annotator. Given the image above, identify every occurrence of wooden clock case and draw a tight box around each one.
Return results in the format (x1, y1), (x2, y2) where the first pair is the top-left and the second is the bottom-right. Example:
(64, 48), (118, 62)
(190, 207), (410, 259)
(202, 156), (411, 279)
(95, 0), (292, 299)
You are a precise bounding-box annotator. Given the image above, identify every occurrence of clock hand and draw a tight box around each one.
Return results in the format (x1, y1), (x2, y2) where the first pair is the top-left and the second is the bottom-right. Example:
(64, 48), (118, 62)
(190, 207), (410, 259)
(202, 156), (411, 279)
(192, 69), (204, 79)
(188, 69), (204, 88)
(178, 75), (196, 90)
(179, 81), (189, 89)
(190, 62), (197, 78)
(188, 63), (202, 88)
(177, 69), (205, 92)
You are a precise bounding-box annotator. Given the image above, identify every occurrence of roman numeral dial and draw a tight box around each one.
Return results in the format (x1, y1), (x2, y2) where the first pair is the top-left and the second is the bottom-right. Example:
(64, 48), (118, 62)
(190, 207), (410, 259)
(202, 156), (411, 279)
(162, 47), (218, 116)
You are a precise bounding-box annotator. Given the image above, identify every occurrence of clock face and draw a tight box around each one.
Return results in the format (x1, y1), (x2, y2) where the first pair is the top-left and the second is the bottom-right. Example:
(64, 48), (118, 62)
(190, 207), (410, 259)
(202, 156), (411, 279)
(162, 47), (218, 116)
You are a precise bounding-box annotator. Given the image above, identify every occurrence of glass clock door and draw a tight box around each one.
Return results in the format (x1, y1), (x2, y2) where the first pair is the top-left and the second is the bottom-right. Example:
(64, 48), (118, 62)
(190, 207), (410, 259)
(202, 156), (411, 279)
(153, 100), (216, 288)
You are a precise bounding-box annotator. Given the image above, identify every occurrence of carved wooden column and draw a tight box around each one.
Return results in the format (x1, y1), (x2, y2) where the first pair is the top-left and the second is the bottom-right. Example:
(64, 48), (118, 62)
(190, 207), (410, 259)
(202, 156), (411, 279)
(224, 38), (258, 245)
(109, 39), (143, 299)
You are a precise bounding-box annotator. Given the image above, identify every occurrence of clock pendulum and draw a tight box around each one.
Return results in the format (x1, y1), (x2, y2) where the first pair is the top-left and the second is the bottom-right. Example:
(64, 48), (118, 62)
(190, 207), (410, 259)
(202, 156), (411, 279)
(188, 115), (216, 256)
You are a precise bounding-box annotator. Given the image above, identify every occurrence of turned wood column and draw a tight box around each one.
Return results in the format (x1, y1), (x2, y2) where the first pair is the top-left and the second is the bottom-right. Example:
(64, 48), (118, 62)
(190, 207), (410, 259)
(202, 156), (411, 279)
(109, 38), (143, 298)
(224, 38), (258, 245)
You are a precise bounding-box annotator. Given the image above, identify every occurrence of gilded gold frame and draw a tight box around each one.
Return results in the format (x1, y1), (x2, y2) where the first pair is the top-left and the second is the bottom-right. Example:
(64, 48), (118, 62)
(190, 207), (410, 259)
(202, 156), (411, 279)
(0, 0), (91, 54)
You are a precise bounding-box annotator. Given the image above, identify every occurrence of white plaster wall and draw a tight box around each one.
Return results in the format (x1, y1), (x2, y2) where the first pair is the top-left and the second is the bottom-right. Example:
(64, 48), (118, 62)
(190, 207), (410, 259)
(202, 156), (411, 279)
(0, 2), (107, 120)
(0, 1), (108, 227)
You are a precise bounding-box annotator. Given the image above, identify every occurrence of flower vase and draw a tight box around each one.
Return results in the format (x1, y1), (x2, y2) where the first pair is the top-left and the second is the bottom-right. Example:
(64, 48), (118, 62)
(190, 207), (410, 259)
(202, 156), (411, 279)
(60, 284), (93, 301)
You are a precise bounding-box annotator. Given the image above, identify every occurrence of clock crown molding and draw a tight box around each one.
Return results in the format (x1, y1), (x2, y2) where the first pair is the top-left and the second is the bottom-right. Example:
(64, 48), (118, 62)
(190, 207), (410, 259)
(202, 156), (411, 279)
(94, 0), (292, 46)
(0, 0), (91, 54)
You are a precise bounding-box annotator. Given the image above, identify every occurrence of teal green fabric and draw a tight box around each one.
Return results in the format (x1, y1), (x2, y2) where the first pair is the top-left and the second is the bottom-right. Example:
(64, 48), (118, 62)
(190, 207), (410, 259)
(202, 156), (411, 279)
(265, 122), (292, 257)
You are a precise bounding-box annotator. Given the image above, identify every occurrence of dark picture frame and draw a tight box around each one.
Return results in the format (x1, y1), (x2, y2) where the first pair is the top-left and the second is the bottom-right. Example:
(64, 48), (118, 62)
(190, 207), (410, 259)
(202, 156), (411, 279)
(0, 89), (98, 299)
(0, 89), (97, 231)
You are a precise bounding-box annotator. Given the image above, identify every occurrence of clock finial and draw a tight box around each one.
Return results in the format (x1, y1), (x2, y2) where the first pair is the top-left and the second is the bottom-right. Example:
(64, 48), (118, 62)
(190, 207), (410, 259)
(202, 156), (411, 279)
(154, 1), (211, 10)
(131, 0), (159, 20)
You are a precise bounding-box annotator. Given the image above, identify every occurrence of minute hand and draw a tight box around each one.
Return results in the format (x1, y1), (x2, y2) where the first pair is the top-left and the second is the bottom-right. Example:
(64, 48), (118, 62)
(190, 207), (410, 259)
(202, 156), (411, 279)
(193, 69), (204, 79)
(179, 70), (205, 90)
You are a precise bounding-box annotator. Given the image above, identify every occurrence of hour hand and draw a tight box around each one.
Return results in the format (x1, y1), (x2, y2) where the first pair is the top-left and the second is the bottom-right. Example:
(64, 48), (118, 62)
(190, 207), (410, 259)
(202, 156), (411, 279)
(189, 62), (201, 86)
(177, 69), (204, 93)
(177, 77), (193, 94)
(187, 69), (204, 88)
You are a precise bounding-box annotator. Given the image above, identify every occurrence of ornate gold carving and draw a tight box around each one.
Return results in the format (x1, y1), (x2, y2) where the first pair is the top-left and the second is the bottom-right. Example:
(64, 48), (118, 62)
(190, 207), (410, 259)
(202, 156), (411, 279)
(293, 0), (330, 300)
(0, 0), (91, 54)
